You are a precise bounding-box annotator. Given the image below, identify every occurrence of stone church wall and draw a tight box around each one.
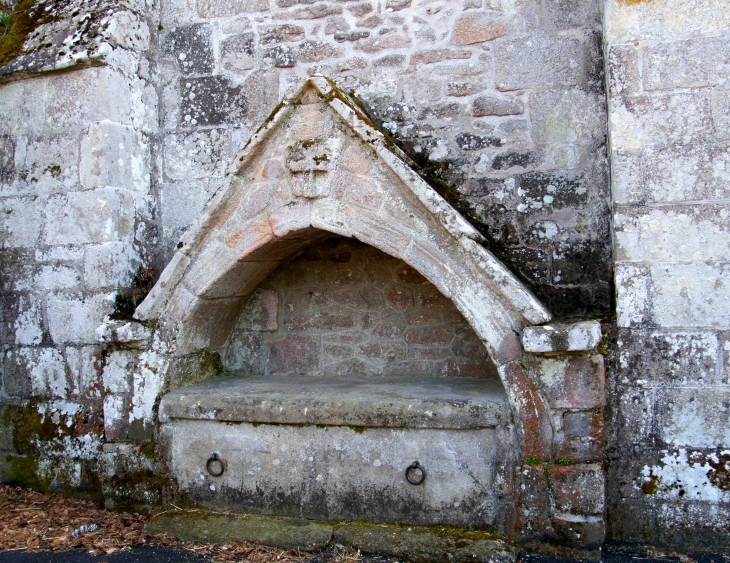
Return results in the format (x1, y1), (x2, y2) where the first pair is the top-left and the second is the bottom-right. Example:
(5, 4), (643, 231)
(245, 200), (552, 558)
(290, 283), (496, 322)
(605, 0), (730, 550)
(0, 0), (727, 552)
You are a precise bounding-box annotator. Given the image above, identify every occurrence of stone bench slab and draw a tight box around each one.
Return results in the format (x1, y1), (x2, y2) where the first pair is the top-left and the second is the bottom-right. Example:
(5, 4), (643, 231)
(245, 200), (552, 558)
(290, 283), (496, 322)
(159, 374), (510, 429)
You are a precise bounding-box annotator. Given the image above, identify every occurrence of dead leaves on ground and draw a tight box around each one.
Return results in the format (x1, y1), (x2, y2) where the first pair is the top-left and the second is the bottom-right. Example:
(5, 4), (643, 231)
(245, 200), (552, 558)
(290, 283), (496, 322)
(0, 485), (360, 563)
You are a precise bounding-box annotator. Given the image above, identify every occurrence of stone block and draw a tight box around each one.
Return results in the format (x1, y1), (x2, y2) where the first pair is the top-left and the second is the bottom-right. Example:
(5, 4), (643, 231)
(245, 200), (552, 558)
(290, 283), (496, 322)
(517, 464), (551, 533)
(471, 96), (523, 117)
(451, 12), (508, 45)
(606, 498), (657, 544)
(35, 265), (81, 291)
(499, 362), (553, 460)
(44, 188), (135, 245)
(353, 34), (411, 54)
(164, 129), (234, 180)
(102, 350), (137, 394)
(615, 263), (651, 328)
(96, 321), (152, 346)
(607, 44), (640, 97)
(221, 33), (256, 74)
(656, 388), (730, 448)
(548, 463), (605, 515)
(658, 141), (730, 202)
(46, 292), (116, 345)
(530, 89), (605, 148)
(654, 499), (730, 551)
(551, 515), (605, 548)
(612, 386), (654, 446)
(64, 344), (104, 398)
(495, 35), (590, 90)
(617, 330), (720, 387)
(334, 523), (517, 563)
(0, 196), (42, 248)
(45, 68), (154, 134)
(650, 262), (730, 327)
(559, 410), (604, 463)
(12, 294), (43, 347)
(273, 4), (342, 20)
(0, 80), (45, 136)
(197, 0), (269, 17)
(615, 205), (730, 263)
(103, 394), (129, 441)
(260, 24), (305, 45)
(8, 347), (68, 399)
(534, 355), (605, 410)
(147, 512), (332, 552)
(161, 23), (215, 76)
(642, 36), (730, 92)
(522, 321), (601, 353)
(225, 332), (265, 372)
(80, 121), (150, 192)
(84, 242), (140, 289)
(235, 289), (279, 332)
(296, 40), (343, 63)
(537, 0), (601, 31)
(410, 49), (471, 66)
(14, 133), (80, 195)
(267, 335), (319, 374)
(610, 93), (714, 149)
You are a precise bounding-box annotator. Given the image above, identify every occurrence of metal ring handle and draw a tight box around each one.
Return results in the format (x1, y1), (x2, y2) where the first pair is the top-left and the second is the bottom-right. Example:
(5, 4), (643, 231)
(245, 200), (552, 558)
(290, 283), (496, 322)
(405, 461), (425, 485)
(206, 453), (225, 477)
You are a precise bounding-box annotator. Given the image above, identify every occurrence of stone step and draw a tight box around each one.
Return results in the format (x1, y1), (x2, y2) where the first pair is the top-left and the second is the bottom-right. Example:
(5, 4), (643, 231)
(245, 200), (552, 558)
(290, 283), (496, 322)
(145, 511), (333, 552)
(334, 523), (518, 563)
(145, 511), (518, 563)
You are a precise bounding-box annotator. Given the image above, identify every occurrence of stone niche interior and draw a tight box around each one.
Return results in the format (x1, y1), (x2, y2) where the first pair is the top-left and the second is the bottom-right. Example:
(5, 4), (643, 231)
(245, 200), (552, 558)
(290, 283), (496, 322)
(223, 236), (500, 379)
(160, 235), (517, 529)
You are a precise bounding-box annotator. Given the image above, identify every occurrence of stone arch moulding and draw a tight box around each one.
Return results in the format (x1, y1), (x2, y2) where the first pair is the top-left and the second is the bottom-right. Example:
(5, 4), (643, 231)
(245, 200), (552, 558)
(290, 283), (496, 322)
(136, 76), (550, 359)
(132, 76), (600, 462)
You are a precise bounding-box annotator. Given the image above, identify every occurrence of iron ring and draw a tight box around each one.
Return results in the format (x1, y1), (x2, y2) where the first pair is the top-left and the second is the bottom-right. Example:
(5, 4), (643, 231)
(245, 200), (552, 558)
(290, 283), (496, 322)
(206, 453), (225, 477)
(405, 461), (426, 485)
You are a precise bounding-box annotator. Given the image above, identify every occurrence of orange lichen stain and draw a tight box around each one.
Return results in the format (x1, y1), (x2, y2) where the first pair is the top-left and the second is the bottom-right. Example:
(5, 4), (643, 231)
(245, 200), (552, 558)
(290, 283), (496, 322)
(617, 0), (653, 5)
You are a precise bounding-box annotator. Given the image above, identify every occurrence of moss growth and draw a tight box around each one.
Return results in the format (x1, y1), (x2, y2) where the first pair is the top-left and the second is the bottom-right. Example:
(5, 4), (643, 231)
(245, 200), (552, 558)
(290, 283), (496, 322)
(348, 426), (366, 434)
(524, 455), (541, 465)
(0, 0), (59, 69)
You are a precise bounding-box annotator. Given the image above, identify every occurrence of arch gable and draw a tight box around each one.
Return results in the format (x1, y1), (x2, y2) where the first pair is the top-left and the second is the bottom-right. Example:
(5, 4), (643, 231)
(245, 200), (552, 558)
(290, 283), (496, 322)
(135, 76), (552, 366)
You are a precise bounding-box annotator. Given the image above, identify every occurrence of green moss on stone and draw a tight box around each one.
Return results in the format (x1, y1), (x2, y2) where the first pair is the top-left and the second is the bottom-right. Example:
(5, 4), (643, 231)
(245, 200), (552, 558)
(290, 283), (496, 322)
(0, 0), (59, 69)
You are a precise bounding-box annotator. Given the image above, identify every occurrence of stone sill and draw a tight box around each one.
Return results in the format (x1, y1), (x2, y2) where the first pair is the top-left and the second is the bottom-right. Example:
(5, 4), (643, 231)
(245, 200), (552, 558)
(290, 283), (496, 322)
(159, 374), (510, 430)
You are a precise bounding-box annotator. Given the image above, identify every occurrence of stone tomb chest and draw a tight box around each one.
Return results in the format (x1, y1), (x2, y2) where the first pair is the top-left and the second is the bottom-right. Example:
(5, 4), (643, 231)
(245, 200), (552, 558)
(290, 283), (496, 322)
(130, 77), (606, 547)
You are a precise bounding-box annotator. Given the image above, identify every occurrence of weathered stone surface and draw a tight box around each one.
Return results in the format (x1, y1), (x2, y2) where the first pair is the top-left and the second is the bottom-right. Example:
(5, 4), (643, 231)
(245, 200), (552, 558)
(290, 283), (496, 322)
(495, 35), (591, 90)
(533, 355), (605, 410)
(548, 464), (605, 515)
(522, 321), (601, 353)
(197, 0), (269, 17)
(164, 417), (516, 528)
(451, 12), (508, 45)
(221, 33), (256, 74)
(46, 293), (116, 345)
(642, 36), (730, 92)
(160, 374), (510, 429)
(655, 388), (730, 448)
(161, 24), (216, 76)
(471, 96), (523, 117)
(147, 512), (332, 551)
(334, 523), (518, 563)
(44, 189), (135, 245)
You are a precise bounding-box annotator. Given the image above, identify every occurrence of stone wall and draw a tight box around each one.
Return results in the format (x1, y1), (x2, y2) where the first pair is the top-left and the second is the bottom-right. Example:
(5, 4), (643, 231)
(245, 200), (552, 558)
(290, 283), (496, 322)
(224, 235), (499, 378)
(158, 0), (611, 318)
(0, 2), (160, 502)
(605, 0), (730, 550)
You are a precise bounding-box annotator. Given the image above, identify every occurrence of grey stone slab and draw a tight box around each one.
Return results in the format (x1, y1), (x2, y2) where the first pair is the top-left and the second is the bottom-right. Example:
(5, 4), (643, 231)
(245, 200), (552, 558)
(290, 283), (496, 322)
(167, 420), (515, 527)
(334, 523), (518, 563)
(159, 374), (510, 429)
(146, 511), (332, 551)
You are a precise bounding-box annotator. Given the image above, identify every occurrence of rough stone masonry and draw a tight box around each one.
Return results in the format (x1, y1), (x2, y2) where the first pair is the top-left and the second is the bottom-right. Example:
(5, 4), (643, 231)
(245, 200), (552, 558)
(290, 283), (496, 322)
(0, 0), (727, 555)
